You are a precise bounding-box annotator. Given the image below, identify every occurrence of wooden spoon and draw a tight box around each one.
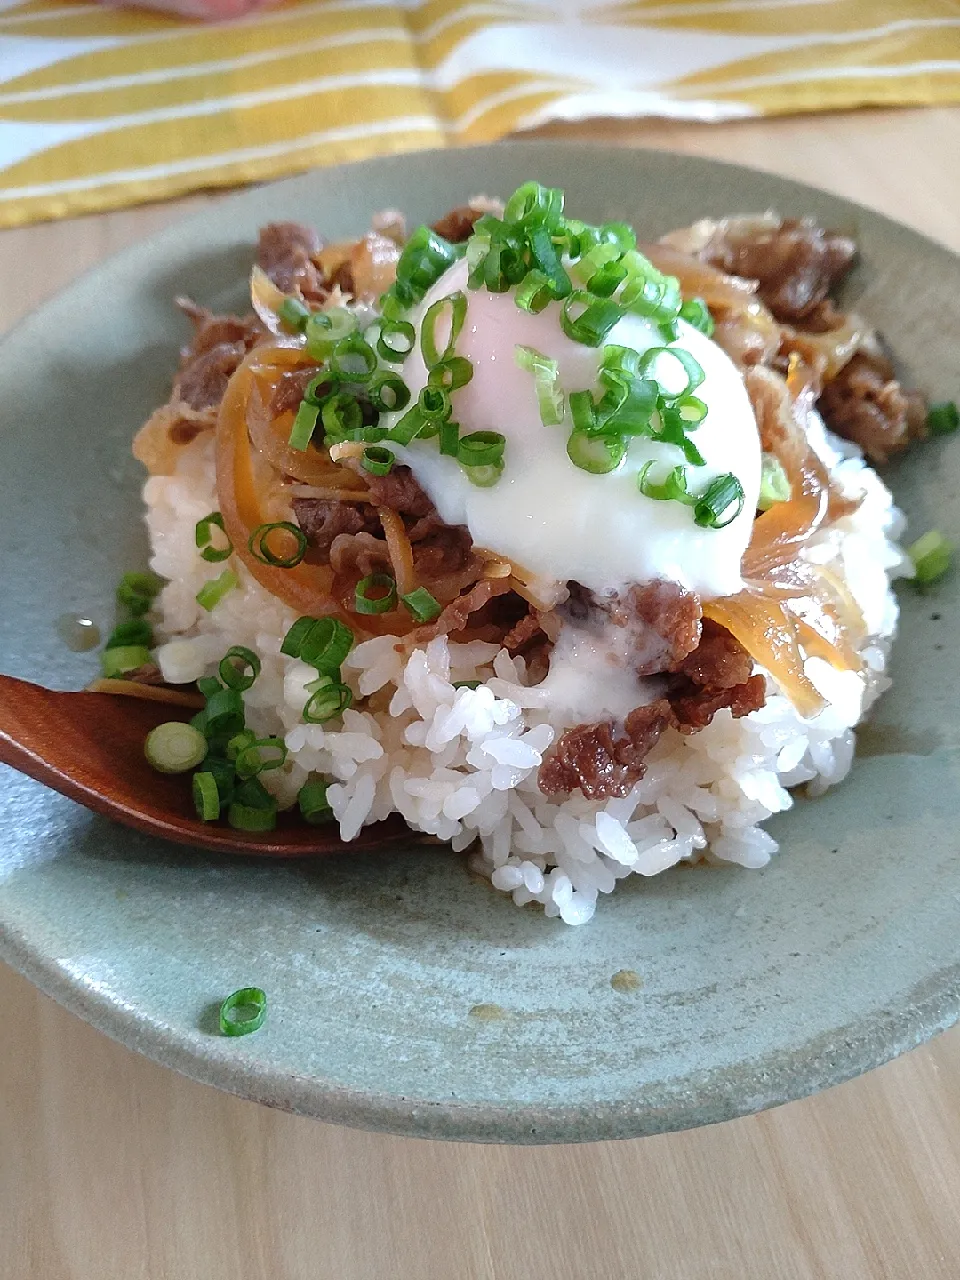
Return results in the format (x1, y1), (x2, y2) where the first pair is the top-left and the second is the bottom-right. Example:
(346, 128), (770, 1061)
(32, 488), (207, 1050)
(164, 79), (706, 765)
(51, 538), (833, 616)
(0, 674), (410, 857)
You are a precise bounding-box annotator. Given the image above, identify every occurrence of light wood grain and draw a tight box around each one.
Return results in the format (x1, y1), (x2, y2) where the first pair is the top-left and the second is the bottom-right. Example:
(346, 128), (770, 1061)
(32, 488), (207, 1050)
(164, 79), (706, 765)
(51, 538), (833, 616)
(3, 106), (960, 1280)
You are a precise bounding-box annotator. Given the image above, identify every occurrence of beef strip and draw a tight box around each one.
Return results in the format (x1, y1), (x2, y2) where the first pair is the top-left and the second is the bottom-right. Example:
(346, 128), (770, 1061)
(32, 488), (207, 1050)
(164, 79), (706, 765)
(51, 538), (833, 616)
(670, 674), (766, 733)
(175, 341), (248, 411)
(618, 580), (702, 677)
(817, 350), (927, 465)
(362, 464), (435, 518)
(431, 206), (483, 244)
(702, 218), (856, 325)
(538, 610), (765, 798)
(292, 497), (380, 557)
(270, 367), (326, 417)
(538, 701), (676, 799)
(673, 618), (752, 689)
(257, 221), (326, 299)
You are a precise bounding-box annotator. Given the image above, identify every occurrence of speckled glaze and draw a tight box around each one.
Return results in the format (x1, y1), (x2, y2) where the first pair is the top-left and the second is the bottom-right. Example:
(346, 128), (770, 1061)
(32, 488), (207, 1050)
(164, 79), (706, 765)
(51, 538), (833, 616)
(1, 145), (958, 1144)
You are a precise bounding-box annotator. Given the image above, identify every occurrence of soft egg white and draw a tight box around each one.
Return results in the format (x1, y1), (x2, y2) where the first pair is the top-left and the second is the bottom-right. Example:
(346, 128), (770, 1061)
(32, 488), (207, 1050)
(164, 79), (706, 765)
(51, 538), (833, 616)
(391, 256), (761, 600)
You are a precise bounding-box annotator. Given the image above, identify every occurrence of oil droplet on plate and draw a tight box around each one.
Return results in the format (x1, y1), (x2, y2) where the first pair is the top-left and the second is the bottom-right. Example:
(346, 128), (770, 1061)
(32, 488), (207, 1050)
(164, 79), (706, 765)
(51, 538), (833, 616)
(610, 969), (642, 994)
(469, 1003), (506, 1021)
(56, 613), (101, 652)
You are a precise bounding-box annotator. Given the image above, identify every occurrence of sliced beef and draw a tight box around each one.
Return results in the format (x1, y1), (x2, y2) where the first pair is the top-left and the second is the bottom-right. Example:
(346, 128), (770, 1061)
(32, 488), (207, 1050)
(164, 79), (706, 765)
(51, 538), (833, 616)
(176, 298), (259, 357)
(673, 618), (752, 689)
(329, 530), (392, 579)
(175, 341), (247, 411)
(270, 366), (326, 417)
(292, 497), (380, 557)
(670, 674), (766, 733)
(411, 527), (476, 579)
(817, 350), (927, 465)
(538, 700), (675, 799)
(407, 578), (513, 646)
(537, 612), (766, 798)
(501, 609), (545, 654)
(257, 221), (326, 299)
(702, 218), (856, 325)
(619, 580), (702, 677)
(363, 465), (434, 519)
(431, 206), (482, 244)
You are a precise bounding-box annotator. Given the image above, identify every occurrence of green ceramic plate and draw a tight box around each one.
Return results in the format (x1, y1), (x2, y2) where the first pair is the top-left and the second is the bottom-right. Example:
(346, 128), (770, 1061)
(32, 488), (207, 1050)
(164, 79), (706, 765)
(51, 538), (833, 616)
(1, 144), (958, 1144)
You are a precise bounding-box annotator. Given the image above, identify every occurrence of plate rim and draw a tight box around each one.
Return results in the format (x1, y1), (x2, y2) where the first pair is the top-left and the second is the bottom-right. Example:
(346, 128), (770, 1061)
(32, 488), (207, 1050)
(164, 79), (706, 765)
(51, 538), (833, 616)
(2, 139), (959, 1144)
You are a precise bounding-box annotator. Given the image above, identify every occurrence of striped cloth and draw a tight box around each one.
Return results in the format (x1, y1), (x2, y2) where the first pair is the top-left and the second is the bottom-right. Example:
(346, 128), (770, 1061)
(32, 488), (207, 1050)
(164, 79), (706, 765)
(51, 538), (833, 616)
(2, 0), (959, 228)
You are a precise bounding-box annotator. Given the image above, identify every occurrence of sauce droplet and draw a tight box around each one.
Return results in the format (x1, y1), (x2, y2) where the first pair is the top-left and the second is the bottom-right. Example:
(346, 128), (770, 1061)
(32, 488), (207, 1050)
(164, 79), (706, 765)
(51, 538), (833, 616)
(56, 613), (101, 652)
(469, 1002), (507, 1021)
(610, 969), (643, 994)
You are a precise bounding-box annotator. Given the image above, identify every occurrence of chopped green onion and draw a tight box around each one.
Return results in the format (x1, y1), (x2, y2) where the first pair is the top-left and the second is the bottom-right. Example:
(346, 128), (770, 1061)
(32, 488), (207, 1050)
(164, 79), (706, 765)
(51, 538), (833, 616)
(104, 618), (153, 649)
(235, 737), (288, 780)
(560, 291), (623, 347)
(354, 572), (397, 615)
(196, 568), (238, 612)
(195, 512), (233, 563)
(304, 306), (357, 359)
(515, 269), (554, 314)
(674, 395), (708, 427)
(453, 680), (481, 691)
(566, 431), (626, 474)
(197, 676), (223, 698)
(220, 986), (267, 1036)
(458, 430), (505, 468)
(679, 296), (714, 337)
(927, 401), (959, 436)
(387, 405), (427, 446)
(227, 778), (278, 832)
(600, 221), (637, 254)
(302, 676), (353, 723)
(439, 418), (460, 457)
(377, 318), (416, 363)
(100, 644), (152, 677)
(515, 346), (564, 427)
(401, 587), (442, 623)
(117, 570), (164, 617)
(192, 771), (221, 821)
(620, 257), (682, 323)
(361, 445), (396, 476)
(203, 756), (238, 806)
(367, 371), (411, 413)
(421, 291), (467, 368)
(218, 645), (261, 692)
(393, 225), (459, 307)
(527, 224), (571, 299)
(288, 400), (320, 451)
(427, 355), (473, 392)
(758, 453), (792, 511)
(248, 522), (308, 568)
(637, 462), (695, 505)
(298, 779), (332, 823)
(226, 729), (256, 761)
(304, 373), (335, 406)
(653, 408), (707, 466)
(638, 346), (705, 400)
(908, 530), (953, 585)
(569, 388), (598, 435)
(321, 391), (363, 440)
(418, 384), (452, 422)
(278, 297), (310, 333)
(587, 259), (628, 298)
(219, 986), (267, 1035)
(329, 332), (378, 383)
(144, 721), (208, 774)
(464, 462), (504, 487)
(503, 180), (564, 231)
(693, 474), (745, 529)
(203, 687), (245, 738)
(282, 616), (354, 673)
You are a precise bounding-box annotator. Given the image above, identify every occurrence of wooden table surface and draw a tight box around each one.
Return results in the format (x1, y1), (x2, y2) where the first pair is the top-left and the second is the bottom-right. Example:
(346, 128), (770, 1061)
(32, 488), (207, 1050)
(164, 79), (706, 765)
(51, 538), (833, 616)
(3, 107), (960, 1280)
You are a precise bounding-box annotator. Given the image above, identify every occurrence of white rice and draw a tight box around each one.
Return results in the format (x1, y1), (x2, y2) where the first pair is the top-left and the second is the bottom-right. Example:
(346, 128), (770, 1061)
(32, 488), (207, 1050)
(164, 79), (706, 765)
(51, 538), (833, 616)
(145, 419), (910, 925)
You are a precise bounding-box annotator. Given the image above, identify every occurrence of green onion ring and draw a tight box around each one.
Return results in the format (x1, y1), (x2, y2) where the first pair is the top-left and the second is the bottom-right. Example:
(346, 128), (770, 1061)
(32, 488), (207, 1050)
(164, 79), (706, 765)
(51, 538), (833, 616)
(248, 522), (308, 568)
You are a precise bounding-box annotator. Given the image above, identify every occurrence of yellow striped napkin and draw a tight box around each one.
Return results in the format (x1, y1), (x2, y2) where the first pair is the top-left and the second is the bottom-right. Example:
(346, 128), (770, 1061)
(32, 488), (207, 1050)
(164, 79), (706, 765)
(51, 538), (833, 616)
(2, 0), (959, 228)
